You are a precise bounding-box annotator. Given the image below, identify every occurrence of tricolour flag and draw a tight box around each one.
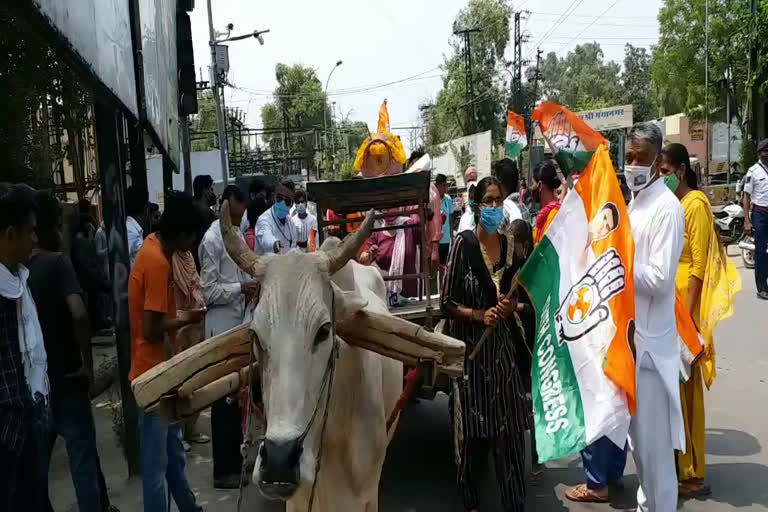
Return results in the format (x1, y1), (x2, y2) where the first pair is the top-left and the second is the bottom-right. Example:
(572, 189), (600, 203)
(505, 110), (527, 159)
(533, 102), (607, 173)
(517, 144), (636, 463)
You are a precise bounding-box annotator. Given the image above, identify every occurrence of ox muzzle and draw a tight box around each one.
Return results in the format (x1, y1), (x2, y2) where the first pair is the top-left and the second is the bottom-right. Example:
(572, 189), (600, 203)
(255, 438), (304, 500)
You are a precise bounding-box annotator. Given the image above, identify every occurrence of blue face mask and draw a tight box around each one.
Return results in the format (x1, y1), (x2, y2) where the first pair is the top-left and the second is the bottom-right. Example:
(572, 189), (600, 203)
(296, 202), (307, 215)
(273, 200), (290, 220)
(479, 206), (504, 232)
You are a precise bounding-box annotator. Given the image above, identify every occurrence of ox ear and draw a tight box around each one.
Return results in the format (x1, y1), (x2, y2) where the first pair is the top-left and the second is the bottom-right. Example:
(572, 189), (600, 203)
(331, 282), (368, 322)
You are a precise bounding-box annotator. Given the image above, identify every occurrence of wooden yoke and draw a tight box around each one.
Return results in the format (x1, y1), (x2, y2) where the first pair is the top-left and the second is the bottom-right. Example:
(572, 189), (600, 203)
(132, 310), (465, 420)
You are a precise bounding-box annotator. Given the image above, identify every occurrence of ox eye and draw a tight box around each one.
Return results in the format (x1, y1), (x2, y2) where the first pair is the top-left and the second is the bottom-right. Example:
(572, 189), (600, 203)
(314, 323), (331, 347)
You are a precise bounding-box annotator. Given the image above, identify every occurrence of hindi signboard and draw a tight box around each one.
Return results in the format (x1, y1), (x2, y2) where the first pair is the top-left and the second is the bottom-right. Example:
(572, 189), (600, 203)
(575, 105), (634, 132)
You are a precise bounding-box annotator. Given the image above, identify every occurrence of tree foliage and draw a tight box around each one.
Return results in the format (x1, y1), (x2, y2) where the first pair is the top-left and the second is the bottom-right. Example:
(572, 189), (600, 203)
(620, 44), (655, 122)
(261, 63), (330, 161)
(189, 91), (219, 152)
(424, 0), (513, 152)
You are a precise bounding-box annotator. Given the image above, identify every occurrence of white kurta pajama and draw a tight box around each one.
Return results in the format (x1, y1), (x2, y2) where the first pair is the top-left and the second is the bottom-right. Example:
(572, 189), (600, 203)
(199, 220), (250, 337)
(627, 178), (686, 512)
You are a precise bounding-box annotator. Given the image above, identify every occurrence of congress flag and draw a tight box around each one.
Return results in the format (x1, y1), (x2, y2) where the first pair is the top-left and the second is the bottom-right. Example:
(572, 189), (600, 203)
(505, 110), (527, 159)
(517, 144), (636, 463)
(533, 102), (607, 173)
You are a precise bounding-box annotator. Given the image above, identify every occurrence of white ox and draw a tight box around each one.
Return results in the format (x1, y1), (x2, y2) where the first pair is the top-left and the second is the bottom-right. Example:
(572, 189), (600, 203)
(220, 204), (403, 512)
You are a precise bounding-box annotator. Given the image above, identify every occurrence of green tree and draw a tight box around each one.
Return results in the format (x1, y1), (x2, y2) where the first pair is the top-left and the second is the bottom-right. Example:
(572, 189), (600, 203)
(189, 91), (219, 151)
(621, 44), (656, 122)
(425, 0), (513, 151)
(261, 63), (330, 172)
(651, 0), (768, 168)
(539, 42), (622, 110)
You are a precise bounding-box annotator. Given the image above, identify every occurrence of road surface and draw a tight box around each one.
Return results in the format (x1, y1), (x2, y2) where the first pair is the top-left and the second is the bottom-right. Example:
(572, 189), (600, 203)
(50, 257), (768, 511)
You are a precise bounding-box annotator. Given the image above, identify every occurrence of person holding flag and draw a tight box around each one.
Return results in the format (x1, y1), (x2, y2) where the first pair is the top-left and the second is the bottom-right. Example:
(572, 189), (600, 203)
(523, 102), (636, 504)
(625, 122), (686, 511)
(441, 176), (528, 512)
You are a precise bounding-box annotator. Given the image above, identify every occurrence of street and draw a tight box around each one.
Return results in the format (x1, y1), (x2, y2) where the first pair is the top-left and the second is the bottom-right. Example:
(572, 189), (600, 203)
(50, 256), (768, 511)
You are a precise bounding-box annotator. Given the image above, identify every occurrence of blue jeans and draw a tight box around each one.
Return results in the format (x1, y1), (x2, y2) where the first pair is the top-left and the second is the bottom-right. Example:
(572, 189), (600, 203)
(753, 208), (768, 293)
(581, 436), (628, 490)
(140, 411), (201, 512)
(46, 379), (107, 512)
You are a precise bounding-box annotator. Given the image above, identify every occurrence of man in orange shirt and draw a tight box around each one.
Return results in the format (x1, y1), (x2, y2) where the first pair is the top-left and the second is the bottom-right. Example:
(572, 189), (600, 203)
(128, 192), (204, 512)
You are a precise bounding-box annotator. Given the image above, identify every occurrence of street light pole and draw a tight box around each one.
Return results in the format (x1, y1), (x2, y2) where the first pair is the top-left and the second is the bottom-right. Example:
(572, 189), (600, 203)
(324, 60), (342, 180)
(207, 0), (229, 185)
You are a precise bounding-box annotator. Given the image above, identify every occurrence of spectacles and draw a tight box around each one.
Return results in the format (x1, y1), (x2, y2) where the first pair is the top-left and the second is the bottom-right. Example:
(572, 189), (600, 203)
(480, 197), (503, 207)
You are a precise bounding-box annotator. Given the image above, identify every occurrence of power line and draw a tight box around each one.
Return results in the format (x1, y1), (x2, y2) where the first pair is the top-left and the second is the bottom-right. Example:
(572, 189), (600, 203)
(555, 0), (625, 51)
(532, 0), (586, 50)
(529, 10), (655, 20)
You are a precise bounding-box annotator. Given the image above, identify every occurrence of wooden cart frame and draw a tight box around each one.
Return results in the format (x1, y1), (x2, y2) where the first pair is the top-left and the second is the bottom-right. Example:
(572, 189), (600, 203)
(309, 173), (435, 329)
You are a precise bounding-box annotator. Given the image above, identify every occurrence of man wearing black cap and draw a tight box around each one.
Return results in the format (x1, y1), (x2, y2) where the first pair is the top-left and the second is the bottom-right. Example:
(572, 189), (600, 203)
(743, 138), (768, 299)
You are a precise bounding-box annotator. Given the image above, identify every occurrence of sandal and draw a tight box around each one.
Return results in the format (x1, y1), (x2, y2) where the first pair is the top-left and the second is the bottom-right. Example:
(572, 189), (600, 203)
(565, 484), (609, 503)
(679, 481), (712, 497)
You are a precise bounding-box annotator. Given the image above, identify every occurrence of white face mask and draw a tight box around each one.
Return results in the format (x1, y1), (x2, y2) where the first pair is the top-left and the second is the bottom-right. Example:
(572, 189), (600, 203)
(625, 156), (657, 192)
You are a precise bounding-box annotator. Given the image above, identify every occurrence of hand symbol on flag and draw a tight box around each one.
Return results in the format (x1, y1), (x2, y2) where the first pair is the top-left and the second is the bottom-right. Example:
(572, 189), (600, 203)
(555, 249), (626, 343)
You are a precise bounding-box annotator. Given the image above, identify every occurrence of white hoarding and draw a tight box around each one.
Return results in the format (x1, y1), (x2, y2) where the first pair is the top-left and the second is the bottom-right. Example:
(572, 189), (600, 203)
(711, 121), (742, 164)
(433, 130), (493, 187)
(140, 0), (180, 169)
(33, 0), (138, 117)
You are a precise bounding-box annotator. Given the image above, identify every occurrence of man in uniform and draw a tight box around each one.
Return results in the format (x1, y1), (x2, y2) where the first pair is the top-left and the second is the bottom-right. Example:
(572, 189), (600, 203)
(743, 138), (768, 299)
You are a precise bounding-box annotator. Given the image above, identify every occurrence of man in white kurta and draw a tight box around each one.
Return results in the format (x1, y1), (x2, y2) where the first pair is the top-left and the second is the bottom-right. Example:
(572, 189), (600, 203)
(199, 185), (260, 488)
(625, 123), (686, 512)
(255, 181), (298, 255)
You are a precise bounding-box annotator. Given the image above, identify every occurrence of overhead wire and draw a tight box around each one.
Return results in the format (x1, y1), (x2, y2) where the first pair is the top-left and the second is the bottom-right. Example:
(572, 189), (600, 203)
(554, 0), (626, 51)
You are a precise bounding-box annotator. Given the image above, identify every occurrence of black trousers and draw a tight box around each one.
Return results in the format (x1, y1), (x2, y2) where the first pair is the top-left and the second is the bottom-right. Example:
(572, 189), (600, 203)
(1, 422), (50, 512)
(459, 435), (526, 512)
(211, 397), (243, 479)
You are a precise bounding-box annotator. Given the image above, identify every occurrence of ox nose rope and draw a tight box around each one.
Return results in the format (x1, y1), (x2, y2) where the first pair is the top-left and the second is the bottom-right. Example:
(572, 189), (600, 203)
(236, 287), (339, 512)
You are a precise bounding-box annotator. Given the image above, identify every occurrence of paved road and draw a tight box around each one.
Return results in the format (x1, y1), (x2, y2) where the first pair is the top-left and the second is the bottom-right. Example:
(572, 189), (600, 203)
(50, 258), (768, 511)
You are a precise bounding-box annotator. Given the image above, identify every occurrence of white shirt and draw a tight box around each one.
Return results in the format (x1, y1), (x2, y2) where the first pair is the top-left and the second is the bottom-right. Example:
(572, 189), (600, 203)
(628, 177), (686, 449)
(199, 220), (249, 337)
(292, 213), (317, 252)
(255, 207), (298, 255)
(457, 209), (475, 233)
(126, 216), (144, 268)
(744, 162), (768, 207)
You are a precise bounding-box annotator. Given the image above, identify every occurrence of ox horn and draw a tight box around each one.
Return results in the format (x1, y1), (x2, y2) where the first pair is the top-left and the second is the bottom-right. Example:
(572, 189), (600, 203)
(326, 208), (375, 274)
(220, 199), (263, 277)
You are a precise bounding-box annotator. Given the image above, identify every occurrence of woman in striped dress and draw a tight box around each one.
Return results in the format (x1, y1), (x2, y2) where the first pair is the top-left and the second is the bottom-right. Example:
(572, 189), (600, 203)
(441, 176), (529, 512)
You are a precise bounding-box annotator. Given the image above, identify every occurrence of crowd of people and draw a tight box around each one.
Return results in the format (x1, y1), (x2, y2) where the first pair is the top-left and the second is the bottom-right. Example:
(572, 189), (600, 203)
(0, 129), (760, 512)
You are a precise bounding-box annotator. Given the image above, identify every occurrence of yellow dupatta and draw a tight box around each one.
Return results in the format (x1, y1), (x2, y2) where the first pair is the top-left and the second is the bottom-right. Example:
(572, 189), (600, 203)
(697, 201), (741, 388)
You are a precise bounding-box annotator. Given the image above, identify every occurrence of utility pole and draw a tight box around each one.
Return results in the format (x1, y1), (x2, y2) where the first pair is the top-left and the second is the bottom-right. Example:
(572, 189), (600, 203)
(749, 0), (759, 144)
(705, 0), (710, 179)
(530, 47), (543, 150)
(454, 27), (480, 134)
(207, 0), (229, 184)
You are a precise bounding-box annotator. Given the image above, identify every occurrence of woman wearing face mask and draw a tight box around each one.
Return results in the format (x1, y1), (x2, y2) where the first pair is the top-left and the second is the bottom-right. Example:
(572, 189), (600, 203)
(532, 160), (563, 246)
(290, 189), (317, 252)
(441, 176), (528, 512)
(659, 143), (741, 497)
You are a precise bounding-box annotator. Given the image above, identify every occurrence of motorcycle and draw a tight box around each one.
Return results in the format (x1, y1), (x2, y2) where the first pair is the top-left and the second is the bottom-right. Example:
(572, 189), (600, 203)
(738, 234), (756, 269)
(712, 201), (745, 246)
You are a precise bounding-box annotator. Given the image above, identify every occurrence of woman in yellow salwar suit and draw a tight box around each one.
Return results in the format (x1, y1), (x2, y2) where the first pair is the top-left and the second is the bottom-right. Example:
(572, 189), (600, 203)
(660, 143), (741, 495)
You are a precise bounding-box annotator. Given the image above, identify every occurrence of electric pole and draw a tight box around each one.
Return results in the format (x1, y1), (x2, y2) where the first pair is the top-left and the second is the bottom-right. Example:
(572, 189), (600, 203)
(454, 27), (480, 134)
(749, 0), (759, 144)
(207, 0), (229, 184)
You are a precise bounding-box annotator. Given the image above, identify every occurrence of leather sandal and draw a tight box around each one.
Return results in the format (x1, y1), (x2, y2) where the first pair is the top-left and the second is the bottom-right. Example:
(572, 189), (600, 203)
(565, 484), (609, 503)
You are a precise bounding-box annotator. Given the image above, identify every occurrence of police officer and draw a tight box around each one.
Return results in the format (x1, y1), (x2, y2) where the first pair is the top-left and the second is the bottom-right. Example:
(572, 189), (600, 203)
(743, 138), (768, 299)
